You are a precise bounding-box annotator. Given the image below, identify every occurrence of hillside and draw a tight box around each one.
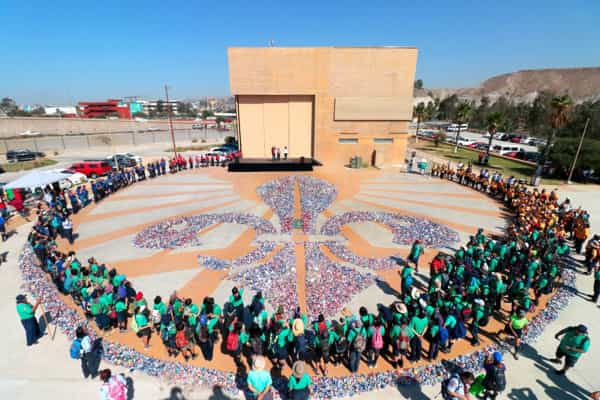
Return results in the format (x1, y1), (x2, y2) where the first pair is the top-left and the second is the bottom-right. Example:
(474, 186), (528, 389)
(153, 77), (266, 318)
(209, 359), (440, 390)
(426, 67), (600, 103)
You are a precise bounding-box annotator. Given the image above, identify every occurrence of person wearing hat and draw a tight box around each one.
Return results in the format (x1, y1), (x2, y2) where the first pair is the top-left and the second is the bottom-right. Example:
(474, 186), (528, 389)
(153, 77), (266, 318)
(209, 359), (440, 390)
(497, 309), (528, 359)
(482, 351), (506, 399)
(288, 360), (311, 400)
(247, 356), (272, 400)
(16, 294), (42, 346)
(551, 324), (591, 375)
(291, 311), (307, 362)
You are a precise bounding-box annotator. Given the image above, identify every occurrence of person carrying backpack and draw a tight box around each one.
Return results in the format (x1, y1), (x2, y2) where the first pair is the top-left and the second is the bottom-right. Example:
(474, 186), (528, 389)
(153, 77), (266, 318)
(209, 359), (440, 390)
(99, 369), (127, 400)
(73, 326), (98, 379)
(482, 352), (506, 399)
(390, 317), (411, 368)
(313, 316), (335, 376)
(550, 324), (591, 375)
(442, 371), (475, 400)
(347, 320), (366, 373)
(226, 321), (248, 368)
(367, 318), (385, 368)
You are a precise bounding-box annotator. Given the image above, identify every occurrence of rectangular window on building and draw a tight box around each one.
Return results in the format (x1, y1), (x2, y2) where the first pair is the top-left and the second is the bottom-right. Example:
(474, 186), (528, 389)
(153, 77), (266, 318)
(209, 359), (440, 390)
(374, 138), (394, 144)
(338, 138), (359, 144)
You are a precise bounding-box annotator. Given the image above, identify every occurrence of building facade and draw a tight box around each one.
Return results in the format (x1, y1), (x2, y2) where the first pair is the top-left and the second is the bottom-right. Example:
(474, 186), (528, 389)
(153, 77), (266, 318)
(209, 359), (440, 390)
(79, 99), (131, 119)
(228, 47), (418, 165)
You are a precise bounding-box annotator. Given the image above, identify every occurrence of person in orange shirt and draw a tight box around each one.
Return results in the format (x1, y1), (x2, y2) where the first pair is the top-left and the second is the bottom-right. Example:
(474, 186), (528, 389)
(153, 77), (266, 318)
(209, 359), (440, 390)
(574, 222), (590, 254)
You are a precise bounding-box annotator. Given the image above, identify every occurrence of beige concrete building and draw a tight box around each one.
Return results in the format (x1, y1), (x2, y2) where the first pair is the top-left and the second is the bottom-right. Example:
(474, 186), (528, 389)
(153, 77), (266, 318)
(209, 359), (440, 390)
(228, 46), (418, 165)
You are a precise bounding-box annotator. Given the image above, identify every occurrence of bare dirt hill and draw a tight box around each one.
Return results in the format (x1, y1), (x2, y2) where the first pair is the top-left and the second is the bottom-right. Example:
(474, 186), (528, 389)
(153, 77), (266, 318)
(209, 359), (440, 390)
(428, 67), (600, 103)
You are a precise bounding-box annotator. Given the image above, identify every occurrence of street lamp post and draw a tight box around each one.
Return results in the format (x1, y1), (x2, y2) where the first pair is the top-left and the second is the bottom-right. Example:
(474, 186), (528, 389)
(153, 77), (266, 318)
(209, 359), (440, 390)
(567, 118), (590, 184)
(165, 85), (177, 157)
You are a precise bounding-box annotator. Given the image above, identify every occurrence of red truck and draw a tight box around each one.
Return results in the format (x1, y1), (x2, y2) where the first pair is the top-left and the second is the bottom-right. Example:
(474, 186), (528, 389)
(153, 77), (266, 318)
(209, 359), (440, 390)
(69, 160), (112, 179)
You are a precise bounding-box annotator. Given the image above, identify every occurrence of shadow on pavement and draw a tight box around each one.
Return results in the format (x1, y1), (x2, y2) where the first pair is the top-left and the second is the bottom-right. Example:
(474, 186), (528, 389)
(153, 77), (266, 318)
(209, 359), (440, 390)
(208, 385), (234, 400)
(518, 343), (591, 400)
(396, 382), (433, 400)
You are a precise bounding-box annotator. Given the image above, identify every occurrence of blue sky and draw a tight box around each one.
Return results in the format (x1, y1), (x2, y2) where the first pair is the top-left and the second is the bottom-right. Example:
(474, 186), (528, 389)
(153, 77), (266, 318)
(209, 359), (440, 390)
(2, 1), (599, 105)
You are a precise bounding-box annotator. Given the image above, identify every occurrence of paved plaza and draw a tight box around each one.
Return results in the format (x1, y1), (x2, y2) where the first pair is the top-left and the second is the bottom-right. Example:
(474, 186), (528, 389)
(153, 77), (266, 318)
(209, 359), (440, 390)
(1, 166), (599, 399)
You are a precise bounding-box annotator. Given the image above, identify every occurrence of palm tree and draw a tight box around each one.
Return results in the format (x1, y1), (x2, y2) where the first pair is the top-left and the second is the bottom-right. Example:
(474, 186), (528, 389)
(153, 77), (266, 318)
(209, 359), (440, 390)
(414, 102), (425, 143)
(485, 111), (504, 161)
(533, 94), (573, 182)
(453, 102), (472, 153)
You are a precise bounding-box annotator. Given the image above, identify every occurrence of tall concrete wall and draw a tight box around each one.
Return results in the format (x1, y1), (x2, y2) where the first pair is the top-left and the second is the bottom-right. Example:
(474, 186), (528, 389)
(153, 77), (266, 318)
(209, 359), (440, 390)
(0, 117), (198, 138)
(1, 129), (229, 154)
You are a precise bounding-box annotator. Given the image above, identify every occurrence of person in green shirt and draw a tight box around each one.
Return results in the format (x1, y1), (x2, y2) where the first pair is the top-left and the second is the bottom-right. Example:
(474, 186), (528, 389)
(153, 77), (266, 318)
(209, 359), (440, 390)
(288, 360), (311, 399)
(229, 286), (244, 320)
(134, 307), (152, 348)
(16, 294), (41, 346)
(408, 311), (428, 362)
(400, 265), (414, 296)
(115, 298), (128, 331)
(470, 299), (486, 346)
(247, 356), (272, 399)
(498, 309), (528, 359)
(273, 321), (293, 369)
(551, 324), (590, 375)
(408, 239), (423, 272)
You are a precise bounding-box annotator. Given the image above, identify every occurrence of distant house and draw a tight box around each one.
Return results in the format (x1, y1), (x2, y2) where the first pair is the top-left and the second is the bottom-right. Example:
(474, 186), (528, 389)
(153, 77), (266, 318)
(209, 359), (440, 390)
(44, 106), (78, 118)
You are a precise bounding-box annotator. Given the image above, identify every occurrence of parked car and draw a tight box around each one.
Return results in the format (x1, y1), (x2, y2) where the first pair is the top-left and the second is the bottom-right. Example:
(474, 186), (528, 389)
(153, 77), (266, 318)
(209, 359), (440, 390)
(467, 142), (489, 150)
(192, 123), (203, 129)
(50, 169), (88, 190)
(492, 144), (522, 155)
(6, 149), (45, 162)
(210, 146), (236, 155)
(515, 150), (540, 162)
(105, 153), (139, 168)
(69, 160), (113, 179)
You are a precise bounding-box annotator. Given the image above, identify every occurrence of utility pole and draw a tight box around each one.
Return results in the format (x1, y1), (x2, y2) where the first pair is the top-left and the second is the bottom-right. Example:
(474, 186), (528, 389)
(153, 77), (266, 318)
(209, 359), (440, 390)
(165, 85), (177, 157)
(567, 118), (590, 184)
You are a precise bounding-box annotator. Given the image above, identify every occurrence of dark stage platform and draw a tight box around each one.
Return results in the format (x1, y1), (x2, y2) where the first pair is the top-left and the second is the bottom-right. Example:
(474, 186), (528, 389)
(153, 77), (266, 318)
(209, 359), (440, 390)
(228, 157), (319, 172)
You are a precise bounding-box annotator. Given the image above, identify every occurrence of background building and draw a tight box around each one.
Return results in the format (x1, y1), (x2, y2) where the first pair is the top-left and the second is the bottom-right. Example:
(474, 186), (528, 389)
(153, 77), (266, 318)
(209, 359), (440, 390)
(79, 99), (131, 119)
(228, 47), (418, 165)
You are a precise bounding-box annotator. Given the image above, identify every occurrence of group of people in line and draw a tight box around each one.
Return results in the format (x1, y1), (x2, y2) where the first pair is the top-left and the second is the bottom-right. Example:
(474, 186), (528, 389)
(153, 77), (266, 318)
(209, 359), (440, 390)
(13, 153), (598, 400)
(271, 146), (289, 161)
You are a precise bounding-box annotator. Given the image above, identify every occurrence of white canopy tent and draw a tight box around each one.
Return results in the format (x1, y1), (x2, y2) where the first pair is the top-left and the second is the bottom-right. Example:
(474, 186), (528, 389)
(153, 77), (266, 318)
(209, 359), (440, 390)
(3, 170), (72, 190)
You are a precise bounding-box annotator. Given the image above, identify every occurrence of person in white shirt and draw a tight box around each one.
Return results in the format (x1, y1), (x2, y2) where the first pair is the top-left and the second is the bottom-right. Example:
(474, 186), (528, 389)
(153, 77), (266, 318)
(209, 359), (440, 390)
(76, 326), (98, 379)
(62, 217), (74, 244)
(283, 146), (289, 160)
(445, 371), (475, 400)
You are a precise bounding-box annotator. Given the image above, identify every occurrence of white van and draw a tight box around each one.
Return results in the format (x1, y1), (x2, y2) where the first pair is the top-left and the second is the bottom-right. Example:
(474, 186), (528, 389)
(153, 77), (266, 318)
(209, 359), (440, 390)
(492, 144), (521, 155)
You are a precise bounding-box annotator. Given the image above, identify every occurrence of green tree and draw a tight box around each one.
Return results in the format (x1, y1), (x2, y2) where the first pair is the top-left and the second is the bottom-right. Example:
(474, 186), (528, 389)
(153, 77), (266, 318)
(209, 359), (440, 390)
(414, 79), (423, 89)
(201, 110), (214, 119)
(156, 100), (164, 113)
(414, 102), (425, 141)
(437, 95), (459, 120)
(534, 94), (573, 180)
(485, 111), (504, 159)
(424, 101), (437, 120)
(548, 138), (600, 179)
(452, 101), (472, 153)
(132, 112), (149, 119)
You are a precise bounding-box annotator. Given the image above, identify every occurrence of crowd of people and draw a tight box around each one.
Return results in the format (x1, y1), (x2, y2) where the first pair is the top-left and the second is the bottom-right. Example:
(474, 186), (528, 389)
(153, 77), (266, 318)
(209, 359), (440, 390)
(12, 154), (598, 400)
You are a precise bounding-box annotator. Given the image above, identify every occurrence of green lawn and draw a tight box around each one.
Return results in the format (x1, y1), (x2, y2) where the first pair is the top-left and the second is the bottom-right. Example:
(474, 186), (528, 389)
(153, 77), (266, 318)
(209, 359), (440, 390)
(415, 143), (564, 185)
(1, 158), (58, 172)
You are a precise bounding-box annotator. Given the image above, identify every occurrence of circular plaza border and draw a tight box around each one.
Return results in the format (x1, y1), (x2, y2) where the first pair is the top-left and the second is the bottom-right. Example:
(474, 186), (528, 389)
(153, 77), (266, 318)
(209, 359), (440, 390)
(17, 170), (579, 398)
